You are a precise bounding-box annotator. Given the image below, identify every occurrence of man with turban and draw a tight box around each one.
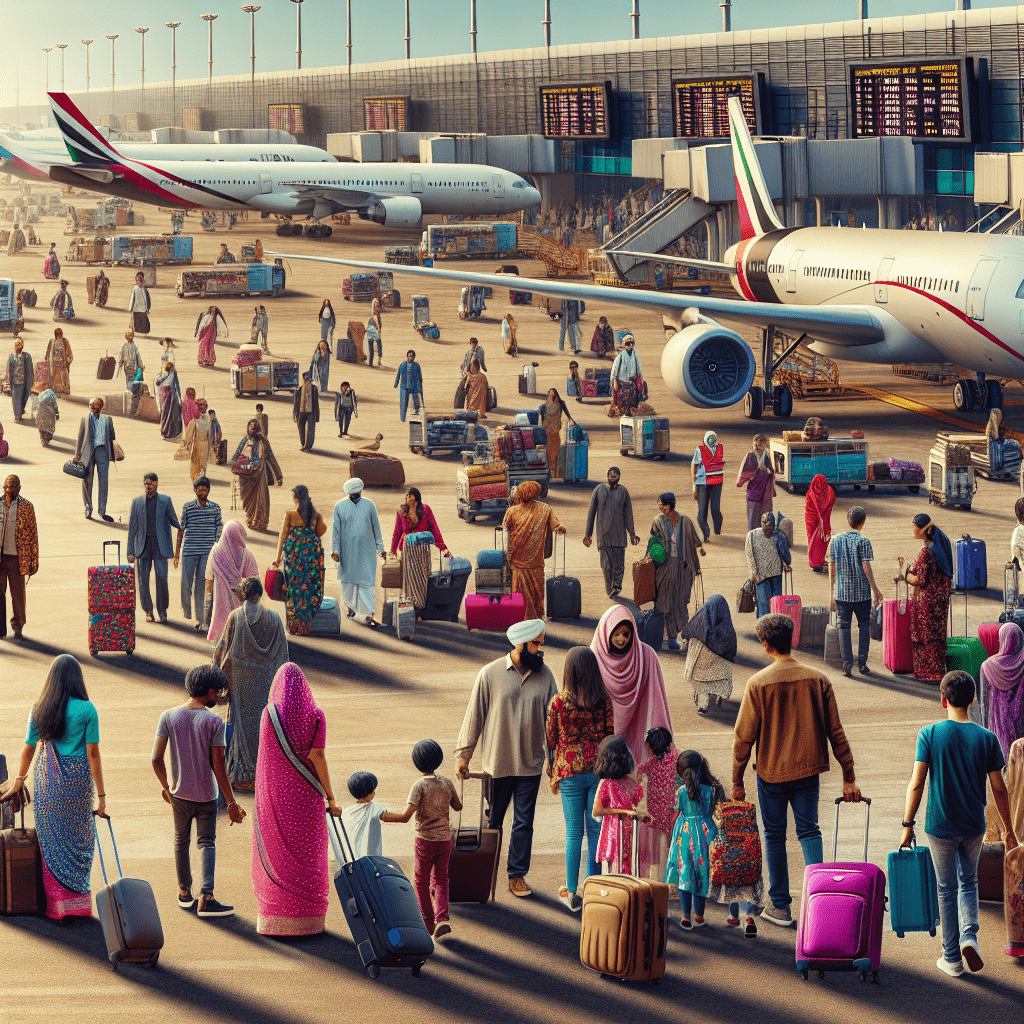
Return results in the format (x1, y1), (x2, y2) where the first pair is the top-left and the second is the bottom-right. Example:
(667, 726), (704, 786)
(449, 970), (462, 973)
(502, 481), (565, 619)
(332, 477), (385, 628)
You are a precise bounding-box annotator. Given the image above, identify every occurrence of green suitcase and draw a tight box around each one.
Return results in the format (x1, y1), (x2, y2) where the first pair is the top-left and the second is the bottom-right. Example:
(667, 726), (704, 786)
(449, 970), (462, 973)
(946, 589), (986, 679)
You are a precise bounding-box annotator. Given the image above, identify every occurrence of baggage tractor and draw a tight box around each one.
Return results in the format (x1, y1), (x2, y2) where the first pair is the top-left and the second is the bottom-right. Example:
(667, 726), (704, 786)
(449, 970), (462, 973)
(349, 454), (405, 490)
(887, 841), (939, 938)
(449, 773), (501, 904)
(465, 592), (526, 631)
(311, 597), (342, 636)
(94, 816), (164, 968)
(954, 534), (987, 590)
(0, 801), (42, 916)
(97, 353), (116, 380)
(978, 842), (1004, 902)
(946, 590), (986, 680)
(88, 542), (136, 656)
(796, 798), (884, 982)
(422, 553), (472, 622)
(883, 577), (912, 674)
(580, 820), (668, 984)
(799, 606), (828, 648)
(546, 533), (581, 619)
(328, 813), (433, 978)
(770, 573), (802, 647)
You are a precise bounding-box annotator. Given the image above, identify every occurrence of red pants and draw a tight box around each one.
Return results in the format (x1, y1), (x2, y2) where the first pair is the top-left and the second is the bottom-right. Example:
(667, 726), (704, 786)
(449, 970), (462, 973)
(414, 837), (451, 933)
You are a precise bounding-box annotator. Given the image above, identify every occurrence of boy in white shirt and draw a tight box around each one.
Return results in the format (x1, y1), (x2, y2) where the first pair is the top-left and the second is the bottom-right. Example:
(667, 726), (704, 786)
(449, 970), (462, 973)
(340, 771), (390, 859)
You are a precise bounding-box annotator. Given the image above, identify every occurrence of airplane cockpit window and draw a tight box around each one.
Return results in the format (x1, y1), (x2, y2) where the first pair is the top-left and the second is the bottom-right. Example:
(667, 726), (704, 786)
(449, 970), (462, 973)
(512, 181), (527, 189)
(1016, 280), (1024, 299)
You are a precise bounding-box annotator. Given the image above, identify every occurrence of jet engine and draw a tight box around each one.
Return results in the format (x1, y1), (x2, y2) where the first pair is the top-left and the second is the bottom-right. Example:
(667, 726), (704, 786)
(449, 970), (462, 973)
(660, 322), (756, 409)
(359, 197), (422, 228)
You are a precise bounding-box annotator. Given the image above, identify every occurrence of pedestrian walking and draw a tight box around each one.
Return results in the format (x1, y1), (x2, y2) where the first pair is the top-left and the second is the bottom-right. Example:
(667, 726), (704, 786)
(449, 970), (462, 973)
(365, 321), (382, 367)
(745, 512), (789, 616)
(310, 340), (332, 394)
(691, 431), (725, 542)
(271, 484), (327, 636)
(502, 314), (517, 357)
(128, 271), (151, 334)
(230, 419), (283, 532)
(635, 727), (678, 884)
(335, 381), (357, 437)
(43, 328), (73, 395)
(558, 299), (581, 353)
(461, 337), (488, 374)
(205, 521), (259, 643)
(538, 389), (576, 480)
(394, 350), (423, 423)
(127, 472), (180, 624)
(251, 305), (269, 351)
(650, 493), (705, 650)
(592, 735), (652, 873)
(116, 330), (143, 390)
(35, 389), (59, 447)
(195, 306), (228, 367)
(293, 371), (320, 452)
(804, 474), (836, 573)
(583, 466), (639, 597)
(74, 397), (116, 523)
(332, 477), (385, 627)
(903, 514), (954, 684)
(736, 433), (774, 530)
(610, 335), (642, 414)
(6, 339), (32, 421)
(174, 476), (223, 633)
(503, 481), (564, 619)
(0, 474), (38, 640)
(318, 299), (336, 348)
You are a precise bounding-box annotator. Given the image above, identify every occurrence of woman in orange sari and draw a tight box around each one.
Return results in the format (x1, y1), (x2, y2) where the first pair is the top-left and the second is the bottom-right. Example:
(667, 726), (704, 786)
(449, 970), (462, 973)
(804, 473), (835, 573)
(502, 481), (565, 618)
(465, 358), (489, 419)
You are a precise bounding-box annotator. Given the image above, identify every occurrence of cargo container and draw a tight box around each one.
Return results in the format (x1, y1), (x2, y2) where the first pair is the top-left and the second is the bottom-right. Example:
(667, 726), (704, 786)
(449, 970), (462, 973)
(769, 436), (924, 495)
(230, 355), (300, 396)
(0, 279), (22, 334)
(421, 222), (518, 260)
(65, 234), (193, 266)
(176, 260), (286, 299)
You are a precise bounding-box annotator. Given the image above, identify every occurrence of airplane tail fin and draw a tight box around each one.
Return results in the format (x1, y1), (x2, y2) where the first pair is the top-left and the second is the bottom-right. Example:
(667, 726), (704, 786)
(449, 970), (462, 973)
(728, 95), (784, 239)
(47, 92), (123, 164)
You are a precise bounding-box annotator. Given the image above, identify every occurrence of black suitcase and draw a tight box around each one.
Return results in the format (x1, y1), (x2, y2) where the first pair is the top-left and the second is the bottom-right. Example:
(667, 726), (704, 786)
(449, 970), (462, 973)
(518, 374), (528, 395)
(328, 814), (434, 978)
(422, 553), (472, 622)
(634, 608), (664, 649)
(97, 354), (116, 380)
(545, 534), (581, 619)
(487, 386), (497, 411)
(454, 378), (467, 408)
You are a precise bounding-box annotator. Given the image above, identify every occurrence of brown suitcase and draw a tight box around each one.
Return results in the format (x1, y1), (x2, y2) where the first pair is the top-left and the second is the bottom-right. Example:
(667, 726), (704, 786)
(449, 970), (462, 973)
(216, 439), (228, 466)
(349, 455), (405, 489)
(979, 841), (1004, 902)
(632, 557), (655, 607)
(132, 311), (150, 335)
(0, 802), (43, 916)
(448, 773), (501, 904)
(380, 557), (403, 590)
(348, 322), (367, 364)
(135, 395), (160, 423)
(97, 353), (116, 380)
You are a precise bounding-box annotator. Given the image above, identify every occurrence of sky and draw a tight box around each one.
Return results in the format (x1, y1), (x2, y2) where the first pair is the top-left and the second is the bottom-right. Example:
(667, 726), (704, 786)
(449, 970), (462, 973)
(0, 0), (1008, 114)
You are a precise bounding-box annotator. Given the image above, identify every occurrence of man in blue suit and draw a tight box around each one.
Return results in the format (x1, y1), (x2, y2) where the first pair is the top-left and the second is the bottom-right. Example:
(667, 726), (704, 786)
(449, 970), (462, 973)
(128, 472), (180, 623)
(393, 350), (423, 423)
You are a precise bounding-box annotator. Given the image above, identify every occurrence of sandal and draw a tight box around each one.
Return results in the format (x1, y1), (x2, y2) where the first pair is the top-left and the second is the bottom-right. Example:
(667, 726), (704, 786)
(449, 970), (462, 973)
(366, 619), (379, 629)
(679, 918), (693, 931)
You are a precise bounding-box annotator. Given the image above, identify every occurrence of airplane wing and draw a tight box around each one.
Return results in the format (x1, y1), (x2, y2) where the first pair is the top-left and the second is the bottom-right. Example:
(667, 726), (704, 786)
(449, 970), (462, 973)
(278, 183), (376, 211)
(265, 251), (886, 347)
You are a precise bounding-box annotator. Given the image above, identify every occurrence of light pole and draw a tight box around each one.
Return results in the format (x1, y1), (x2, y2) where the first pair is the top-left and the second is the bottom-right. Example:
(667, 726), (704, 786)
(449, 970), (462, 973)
(42, 47), (53, 93)
(630, 1), (639, 40)
(106, 34), (118, 116)
(542, 0), (551, 49)
(55, 43), (68, 92)
(404, 0), (410, 60)
(720, 1), (731, 32)
(135, 28), (149, 110)
(241, 5), (261, 135)
(165, 23), (180, 126)
(469, 0), (477, 54)
(346, 0), (352, 66)
(290, 0), (303, 71)
(200, 14), (218, 101)
(81, 40), (93, 116)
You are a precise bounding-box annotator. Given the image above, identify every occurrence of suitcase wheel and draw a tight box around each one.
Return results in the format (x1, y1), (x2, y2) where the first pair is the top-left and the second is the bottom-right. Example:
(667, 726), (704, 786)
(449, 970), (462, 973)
(411, 964), (422, 977)
(872, 971), (879, 984)
(858, 971), (867, 982)
(818, 971), (825, 980)
(366, 963), (380, 980)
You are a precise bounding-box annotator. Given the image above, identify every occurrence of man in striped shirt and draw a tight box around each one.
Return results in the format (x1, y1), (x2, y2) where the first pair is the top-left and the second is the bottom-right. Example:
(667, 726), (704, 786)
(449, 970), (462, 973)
(174, 476), (223, 632)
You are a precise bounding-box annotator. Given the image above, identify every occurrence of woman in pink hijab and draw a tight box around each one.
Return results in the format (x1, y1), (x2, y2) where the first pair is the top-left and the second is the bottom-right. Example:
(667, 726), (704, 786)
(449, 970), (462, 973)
(979, 621), (1024, 758)
(181, 387), (201, 428)
(206, 521), (259, 642)
(252, 663), (341, 936)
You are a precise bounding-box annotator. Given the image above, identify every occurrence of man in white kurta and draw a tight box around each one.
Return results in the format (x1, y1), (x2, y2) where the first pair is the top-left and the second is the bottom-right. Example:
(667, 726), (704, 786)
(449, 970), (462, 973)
(332, 477), (385, 626)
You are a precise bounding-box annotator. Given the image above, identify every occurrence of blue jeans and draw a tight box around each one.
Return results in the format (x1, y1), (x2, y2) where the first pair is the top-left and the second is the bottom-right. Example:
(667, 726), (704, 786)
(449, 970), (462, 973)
(489, 775), (541, 879)
(558, 772), (601, 893)
(928, 832), (985, 964)
(180, 552), (210, 622)
(755, 575), (782, 617)
(680, 891), (706, 920)
(836, 598), (872, 669)
(399, 387), (421, 423)
(756, 774), (824, 909)
(728, 901), (756, 918)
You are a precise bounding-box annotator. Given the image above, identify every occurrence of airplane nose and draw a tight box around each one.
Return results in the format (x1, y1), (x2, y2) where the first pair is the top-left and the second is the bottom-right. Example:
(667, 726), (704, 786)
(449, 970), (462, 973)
(527, 187), (541, 206)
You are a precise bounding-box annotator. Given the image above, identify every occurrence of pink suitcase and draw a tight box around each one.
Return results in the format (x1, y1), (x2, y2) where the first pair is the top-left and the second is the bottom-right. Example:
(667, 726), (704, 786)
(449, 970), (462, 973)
(770, 574), (801, 647)
(465, 592), (526, 631)
(978, 622), (1001, 659)
(882, 578), (912, 674)
(796, 798), (884, 983)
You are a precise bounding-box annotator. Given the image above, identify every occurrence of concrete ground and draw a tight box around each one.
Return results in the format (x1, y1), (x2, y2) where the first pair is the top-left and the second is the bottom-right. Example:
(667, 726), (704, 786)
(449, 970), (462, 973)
(1, 193), (1022, 1023)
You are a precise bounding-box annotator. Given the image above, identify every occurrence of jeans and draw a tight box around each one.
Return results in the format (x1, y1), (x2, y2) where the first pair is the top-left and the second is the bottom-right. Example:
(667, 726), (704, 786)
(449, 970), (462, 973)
(928, 832), (985, 963)
(413, 837), (451, 933)
(338, 409), (353, 435)
(398, 387), (421, 423)
(558, 772), (601, 893)
(728, 901), (756, 918)
(367, 334), (382, 366)
(170, 796), (218, 895)
(137, 556), (169, 616)
(489, 774), (542, 879)
(756, 774), (823, 909)
(695, 482), (723, 539)
(836, 598), (872, 669)
(180, 552), (210, 622)
(755, 575), (783, 617)
(558, 318), (580, 352)
(82, 447), (109, 516)
(680, 891), (706, 920)
(297, 412), (316, 450)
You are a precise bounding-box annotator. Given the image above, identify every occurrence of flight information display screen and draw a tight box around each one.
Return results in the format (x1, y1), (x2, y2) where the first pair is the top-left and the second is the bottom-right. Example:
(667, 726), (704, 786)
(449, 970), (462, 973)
(672, 75), (759, 138)
(268, 104), (305, 134)
(850, 60), (970, 139)
(364, 96), (409, 131)
(539, 83), (610, 139)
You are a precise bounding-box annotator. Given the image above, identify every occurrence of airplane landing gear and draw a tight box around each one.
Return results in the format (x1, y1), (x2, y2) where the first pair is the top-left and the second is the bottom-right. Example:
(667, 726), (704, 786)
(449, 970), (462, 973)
(743, 325), (804, 420)
(986, 379), (1003, 410)
(954, 375), (1002, 413)
(744, 386), (764, 419)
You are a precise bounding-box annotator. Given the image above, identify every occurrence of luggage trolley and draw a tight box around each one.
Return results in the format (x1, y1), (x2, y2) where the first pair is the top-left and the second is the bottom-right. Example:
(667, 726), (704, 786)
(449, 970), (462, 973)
(619, 416), (670, 459)
(409, 411), (488, 457)
(412, 296), (439, 339)
(456, 460), (510, 523)
(458, 286), (487, 320)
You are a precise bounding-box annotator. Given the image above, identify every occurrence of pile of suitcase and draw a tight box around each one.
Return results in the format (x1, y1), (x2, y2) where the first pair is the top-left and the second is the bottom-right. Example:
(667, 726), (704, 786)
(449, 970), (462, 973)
(467, 529), (525, 630)
(559, 423), (589, 483)
(493, 421), (547, 468)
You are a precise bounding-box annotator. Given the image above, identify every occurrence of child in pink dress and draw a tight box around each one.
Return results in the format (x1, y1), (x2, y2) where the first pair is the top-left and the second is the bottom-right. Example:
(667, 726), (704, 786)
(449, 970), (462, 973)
(636, 726), (678, 882)
(593, 735), (652, 873)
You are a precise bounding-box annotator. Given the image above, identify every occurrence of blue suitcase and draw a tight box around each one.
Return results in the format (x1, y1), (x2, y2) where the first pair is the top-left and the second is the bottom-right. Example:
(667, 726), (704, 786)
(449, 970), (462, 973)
(887, 843), (939, 938)
(634, 608), (664, 649)
(575, 441), (589, 481)
(954, 534), (987, 590)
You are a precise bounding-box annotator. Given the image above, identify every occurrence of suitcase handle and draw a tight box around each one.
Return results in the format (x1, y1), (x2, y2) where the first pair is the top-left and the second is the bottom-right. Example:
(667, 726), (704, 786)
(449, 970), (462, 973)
(948, 588), (968, 639)
(453, 771), (490, 849)
(549, 530), (568, 579)
(94, 814), (123, 885)
(103, 540), (122, 566)
(781, 569), (794, 597)
(327, 809), (357, 866)
(832, 796), (871, 862)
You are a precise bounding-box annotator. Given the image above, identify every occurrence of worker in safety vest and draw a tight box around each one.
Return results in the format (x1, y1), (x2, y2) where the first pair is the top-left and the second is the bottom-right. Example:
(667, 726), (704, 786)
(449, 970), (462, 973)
(691, 430), (725, 542)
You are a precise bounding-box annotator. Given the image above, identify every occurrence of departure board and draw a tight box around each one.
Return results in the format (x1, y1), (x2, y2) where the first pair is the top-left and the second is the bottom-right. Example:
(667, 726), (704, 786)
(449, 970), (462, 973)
(268, 104), (305, 134)
(850, 60), (970, 140)
(539, 83), (610, 139)
(672, 75), (759, 138)
(364, 96), (409, 132)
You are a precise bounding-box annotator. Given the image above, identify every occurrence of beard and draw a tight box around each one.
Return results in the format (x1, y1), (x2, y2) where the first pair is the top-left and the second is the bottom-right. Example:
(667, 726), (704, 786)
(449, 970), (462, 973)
(520, 649), (545, 673)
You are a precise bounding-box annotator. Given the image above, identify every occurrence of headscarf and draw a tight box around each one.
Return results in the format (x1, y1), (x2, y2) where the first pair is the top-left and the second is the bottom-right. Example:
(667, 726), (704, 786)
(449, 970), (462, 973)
(983, 623), (1024, 693)
(979, 623), (1024, 759)
(911, 513), (954, 579)
(516, 480), (542, 504)
(703, 430), (718, 453)
(681, 594), (737, 661)
(268, 662), (324, 756)
(207, 522), (259, 643)
(806, 474), (836, 518)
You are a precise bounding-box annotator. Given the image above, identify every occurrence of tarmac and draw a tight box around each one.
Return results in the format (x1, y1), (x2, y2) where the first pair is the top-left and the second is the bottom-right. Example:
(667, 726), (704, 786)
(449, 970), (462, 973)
(1, 193), (1022, 1023)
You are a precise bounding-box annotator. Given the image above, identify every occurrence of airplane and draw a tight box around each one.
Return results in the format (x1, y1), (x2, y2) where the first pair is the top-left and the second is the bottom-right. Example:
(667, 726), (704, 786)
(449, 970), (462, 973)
(46, 92), (541, 228)
(0, 126), (336, 182)
(269, 95), (1024, 418)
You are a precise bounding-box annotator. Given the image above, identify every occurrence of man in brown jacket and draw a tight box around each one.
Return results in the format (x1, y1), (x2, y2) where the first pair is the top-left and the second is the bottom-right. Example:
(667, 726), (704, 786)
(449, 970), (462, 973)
(0, 474), (39, 640)
(732, 613), (861, 928)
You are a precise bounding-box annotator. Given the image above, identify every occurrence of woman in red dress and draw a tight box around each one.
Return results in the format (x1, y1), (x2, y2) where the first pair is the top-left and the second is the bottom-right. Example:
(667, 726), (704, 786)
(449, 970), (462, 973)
(904, 513), (953, 683)
(804, 474), (835, 573)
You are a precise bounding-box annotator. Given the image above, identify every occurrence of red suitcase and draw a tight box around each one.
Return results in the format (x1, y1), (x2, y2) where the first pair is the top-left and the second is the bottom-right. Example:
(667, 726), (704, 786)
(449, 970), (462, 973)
(978, 622), (1002, 659)
(88, 542), (136, 655)
(883, 578), (912, 674)
(770, 573), (802, 647)
(465, 592), (526, 631)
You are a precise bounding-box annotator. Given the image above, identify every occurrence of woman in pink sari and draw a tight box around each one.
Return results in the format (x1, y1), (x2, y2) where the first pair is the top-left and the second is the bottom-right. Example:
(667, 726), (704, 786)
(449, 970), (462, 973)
(252, 663), (341, 936)
(195, 305), (228, 367)
(591, 604), (670, 876)
(182, 387), (201, 428)
(206, 521), (259, 643)
(804, 473), (836, 572)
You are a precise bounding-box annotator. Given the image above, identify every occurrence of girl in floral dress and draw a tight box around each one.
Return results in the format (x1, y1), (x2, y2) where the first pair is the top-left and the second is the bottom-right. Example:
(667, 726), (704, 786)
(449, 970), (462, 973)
(635, 726), (678, 882)
(665, 749), (725, 930)
(592, 735), (651, 873)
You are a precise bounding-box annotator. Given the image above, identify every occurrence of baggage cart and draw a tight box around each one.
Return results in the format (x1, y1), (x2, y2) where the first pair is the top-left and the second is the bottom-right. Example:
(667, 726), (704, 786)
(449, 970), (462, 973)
(456, 463), (509, 523)
(107, 235), (193, 266)
(619, 416), (669, 459)
(385, 246), (419, 266)
(412, 296), (439, 339)
(230, 356), (300, 397)
(508, 465), (550, 500)
(408, 411), (488, 457)
(342, 271), (397, 305)
(458, 286), (487, 320)
(176, 260), (285, 299)
(0, 280), (22, 334)
(928, 441), (975, 511)
(934, 430), (1021, 482)
(769, 436), (922, 495)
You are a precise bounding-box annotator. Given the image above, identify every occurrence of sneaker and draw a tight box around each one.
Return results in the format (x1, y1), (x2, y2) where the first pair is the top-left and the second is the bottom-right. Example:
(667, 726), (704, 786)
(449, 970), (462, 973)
(101, 514), (115, 523)
(678, 917), (693, 931)
(858, 664), (872, 676)
(177, 891), (196, 909)
(936, 956), (965, 978)
(197, 896), (235, 918)
(842, 665), (853, 678)
(726, 917), (741, 927)
(508, 876), (532, 898)
(744, 918), (758, 939)
(559, 888), (582, 913)
(761, 904), (795, 928)
(961, 943), (984, 972)
(433, 920), (452, 940)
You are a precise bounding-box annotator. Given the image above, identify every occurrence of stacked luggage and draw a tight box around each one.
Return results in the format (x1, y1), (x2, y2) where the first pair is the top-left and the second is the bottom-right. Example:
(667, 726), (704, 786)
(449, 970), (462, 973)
(581, 366), (612, 398)
(421, 552), (472, 623)
(559, 423), (589, 484)
(493, 424), (547, 469)
(461, 462), (508, 502)
(474, 532), (508, 596)
(619, 416), (669, 459)
(88, 541), (136, 656)
(466, 529), (525, 630)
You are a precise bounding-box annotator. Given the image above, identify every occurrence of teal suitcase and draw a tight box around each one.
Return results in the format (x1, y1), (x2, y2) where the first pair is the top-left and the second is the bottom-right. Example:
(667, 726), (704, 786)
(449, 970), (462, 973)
(887, 843), (939, 938)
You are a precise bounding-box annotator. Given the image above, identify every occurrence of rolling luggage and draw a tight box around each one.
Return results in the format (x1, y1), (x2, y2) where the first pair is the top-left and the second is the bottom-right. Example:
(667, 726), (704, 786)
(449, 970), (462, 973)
(88, 541), (136, 656)
(94, 816), (163, 968)
(954, 534), (987, 590)
(978, 842), (1004, 902)
(216, 439), (228, 465)
(0, 756), (11, 832)
(422, 553), (472, 622)
(465, 592), (526, 631)
(131, 311), (150, 335)
(390, 596), (416, 641)
(946, 590), (986, 680)
(487, 386), (497, 412)
(887, 841), (939, 938)
(337, 335), (357, 363)
(799, 606), (829, 648)
(454, 379), (467, 409)
(770, 573), (802, 647)
(883, 578), (912, 674)
(474, 568), (505, 593)
(0, 801), (42, 916)
(634, 608), (664, 649)
(349, 454), (405, 489)
(97, 353), (116, 380)
(311, 596), (342, 636)
(579, 820), (668, 984)
(546, 534), (581, 619)
(1006, 845), (1024, 957)
(796, 798), (884, 983)
(449, 773), (501, 904)
(824, 611), (843, 667)
(1005, 560), (1019, 613)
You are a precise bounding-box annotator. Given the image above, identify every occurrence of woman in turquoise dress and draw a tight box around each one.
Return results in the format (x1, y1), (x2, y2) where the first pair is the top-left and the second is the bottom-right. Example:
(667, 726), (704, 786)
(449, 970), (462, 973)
(271, 485), (326, 636)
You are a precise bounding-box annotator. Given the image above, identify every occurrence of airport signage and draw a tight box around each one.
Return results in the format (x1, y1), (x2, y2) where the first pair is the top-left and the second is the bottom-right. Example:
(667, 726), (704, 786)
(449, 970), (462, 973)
(672, 74), (761, 138)
(365, 96), (409, 132)
(539, 82), (611, 140)
(268, 103), (305, 135)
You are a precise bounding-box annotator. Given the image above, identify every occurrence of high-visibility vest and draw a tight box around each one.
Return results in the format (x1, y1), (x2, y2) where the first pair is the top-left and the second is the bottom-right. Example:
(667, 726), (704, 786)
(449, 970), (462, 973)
(699, 443), (725, 486)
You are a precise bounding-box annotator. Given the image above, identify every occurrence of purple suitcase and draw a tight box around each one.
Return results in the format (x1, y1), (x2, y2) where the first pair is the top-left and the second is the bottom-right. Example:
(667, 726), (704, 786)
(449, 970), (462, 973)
(465, 592), (526, 631)
(796, 798), (884, 983)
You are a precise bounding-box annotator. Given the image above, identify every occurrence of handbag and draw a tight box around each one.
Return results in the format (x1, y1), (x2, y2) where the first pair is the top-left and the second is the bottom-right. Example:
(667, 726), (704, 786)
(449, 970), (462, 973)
(264, 567), (286, 602)
(112, 441), (125, 462)
(63, 458), (88, 479)
(709, 800), (762, 887)
(632, 556), (656, 607)
(232, 454), (261, 478)
(647, 538), (666, 565)
(173, 439), (192, 461)
(736, 579), (756, 614)
(381, 557), (403, 590)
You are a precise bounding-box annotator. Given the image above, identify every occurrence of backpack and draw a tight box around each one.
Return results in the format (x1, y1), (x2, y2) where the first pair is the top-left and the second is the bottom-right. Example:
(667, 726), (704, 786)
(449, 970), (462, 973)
(709, 800), (762, 886)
